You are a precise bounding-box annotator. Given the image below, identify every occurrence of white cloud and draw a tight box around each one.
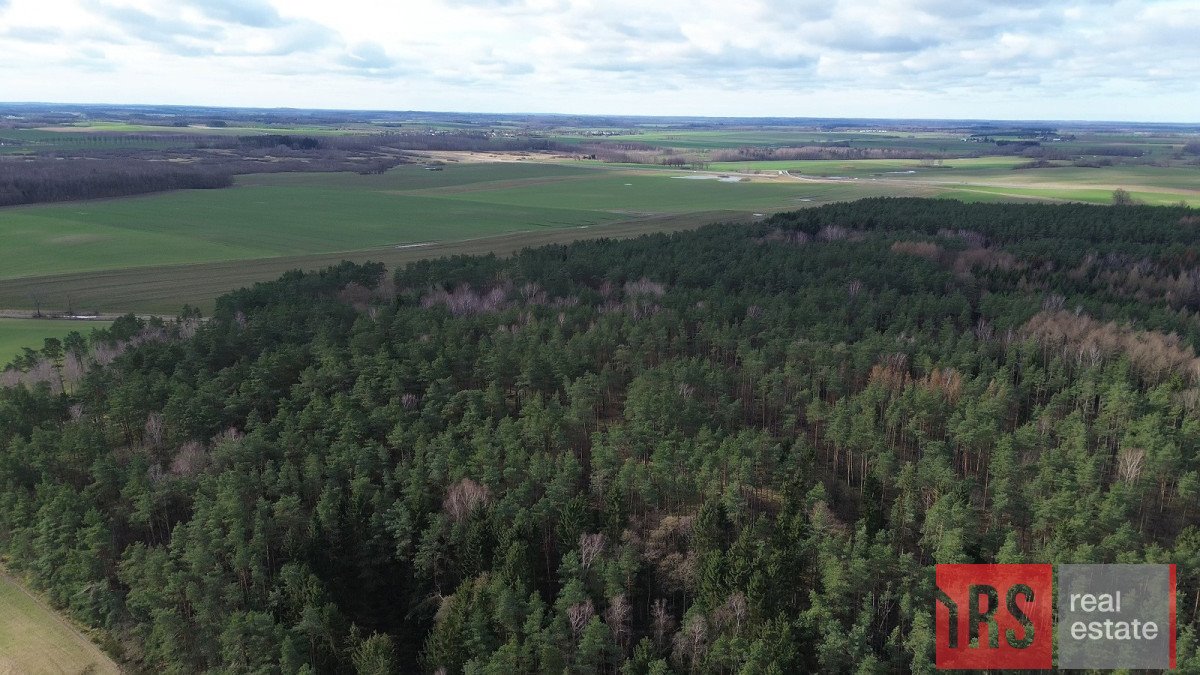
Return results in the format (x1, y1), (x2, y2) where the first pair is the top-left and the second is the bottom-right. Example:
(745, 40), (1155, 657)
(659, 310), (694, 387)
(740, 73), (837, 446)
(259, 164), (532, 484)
(0, 0), (1195, 121)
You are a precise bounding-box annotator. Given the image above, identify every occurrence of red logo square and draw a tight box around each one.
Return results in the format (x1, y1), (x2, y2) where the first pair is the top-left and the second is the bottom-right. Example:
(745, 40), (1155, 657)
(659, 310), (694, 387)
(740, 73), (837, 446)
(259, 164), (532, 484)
(936, 564), (1053, 670)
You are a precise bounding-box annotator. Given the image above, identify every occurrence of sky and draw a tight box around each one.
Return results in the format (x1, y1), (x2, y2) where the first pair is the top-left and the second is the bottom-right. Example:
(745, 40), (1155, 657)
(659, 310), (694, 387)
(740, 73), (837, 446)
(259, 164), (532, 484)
(0, 0), (1197, 122)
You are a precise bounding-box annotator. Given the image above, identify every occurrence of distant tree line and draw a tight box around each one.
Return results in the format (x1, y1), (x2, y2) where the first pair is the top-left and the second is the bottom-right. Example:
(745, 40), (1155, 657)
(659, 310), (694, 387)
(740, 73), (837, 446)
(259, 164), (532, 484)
(0, 139), (414, 206)
(235, 135), (322, 151)
(0, 159), (232, 207)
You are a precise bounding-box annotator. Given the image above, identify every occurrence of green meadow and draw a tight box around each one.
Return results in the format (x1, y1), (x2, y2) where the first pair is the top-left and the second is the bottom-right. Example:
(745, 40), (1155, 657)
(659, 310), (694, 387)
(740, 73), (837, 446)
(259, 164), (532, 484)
(0, 319), (102, 366)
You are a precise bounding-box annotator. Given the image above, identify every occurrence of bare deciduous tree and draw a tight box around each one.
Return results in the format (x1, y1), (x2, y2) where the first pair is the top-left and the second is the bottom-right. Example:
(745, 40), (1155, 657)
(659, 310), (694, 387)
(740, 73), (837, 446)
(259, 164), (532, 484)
(890, 240), (943, 261)
(624, 278), (666, 298)
(170, 441), (208, 477)
(725, 592), (748, 635)
(144, 412), (165, 450)
(1117, 447), (1146, 484)
(651, 598), (674, 648)
(578, 533), (605, 570)
(422, 282), (510, 316)
(567, 599), (594, 638)
(672, 613), (709, 673)
(604, 594), (632, 653)
(443, 478), (491, 522)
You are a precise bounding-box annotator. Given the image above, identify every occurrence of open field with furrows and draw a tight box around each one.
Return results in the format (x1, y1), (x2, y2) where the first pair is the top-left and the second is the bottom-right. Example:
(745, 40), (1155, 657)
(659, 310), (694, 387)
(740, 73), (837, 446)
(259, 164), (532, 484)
(0, 572), (120, 675)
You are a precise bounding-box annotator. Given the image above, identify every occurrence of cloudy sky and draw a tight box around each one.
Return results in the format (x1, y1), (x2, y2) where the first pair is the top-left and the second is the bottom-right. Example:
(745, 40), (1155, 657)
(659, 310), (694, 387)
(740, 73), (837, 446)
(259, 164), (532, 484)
(1, 0), (1197, 121)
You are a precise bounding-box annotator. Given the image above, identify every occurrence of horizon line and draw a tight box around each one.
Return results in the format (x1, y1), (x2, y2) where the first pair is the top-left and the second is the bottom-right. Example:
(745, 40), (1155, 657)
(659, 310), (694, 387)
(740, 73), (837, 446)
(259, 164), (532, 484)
(1, 101), (1197, 128)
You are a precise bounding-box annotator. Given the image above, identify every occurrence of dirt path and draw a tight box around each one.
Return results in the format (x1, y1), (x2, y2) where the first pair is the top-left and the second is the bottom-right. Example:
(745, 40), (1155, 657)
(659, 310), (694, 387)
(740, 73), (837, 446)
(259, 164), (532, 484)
(0, 311), (157, 322)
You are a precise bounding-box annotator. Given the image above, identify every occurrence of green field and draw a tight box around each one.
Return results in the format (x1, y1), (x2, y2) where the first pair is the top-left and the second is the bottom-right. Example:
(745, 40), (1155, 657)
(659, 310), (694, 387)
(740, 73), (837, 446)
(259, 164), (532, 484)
(937, 185), (1199, 206)
(0, 573), (119, 674)
(0, 165), (626, 280)
(1, 156), (1195, 323)
(0, 162), (910, 298)
(0, 136), (1196, 357)
(708, 156), (1029, 175)
(0, 319), (104, 367)
(555, 129), (984, 153)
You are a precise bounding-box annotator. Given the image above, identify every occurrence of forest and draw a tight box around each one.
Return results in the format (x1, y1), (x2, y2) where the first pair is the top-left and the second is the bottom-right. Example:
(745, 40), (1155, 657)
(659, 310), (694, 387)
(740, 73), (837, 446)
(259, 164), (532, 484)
(0, 138), (415, 208)
(1, 198), (1199, 673)
(0, 131), (580, 207)
(0, 159), (234, 208)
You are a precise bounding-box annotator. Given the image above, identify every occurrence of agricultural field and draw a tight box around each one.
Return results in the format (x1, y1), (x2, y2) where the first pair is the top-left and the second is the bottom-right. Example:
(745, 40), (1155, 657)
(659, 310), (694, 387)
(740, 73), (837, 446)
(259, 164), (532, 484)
(0, 161), (912, 312)
(0, 154), (1195, 322)
(0, 572), (119, 675)
(0, 319), (102, 366)
(706, 156), (1029, 175)
(1, 111), (1197, 364)
(554, 128), (982, 153)
(708, 157), (1200, 205)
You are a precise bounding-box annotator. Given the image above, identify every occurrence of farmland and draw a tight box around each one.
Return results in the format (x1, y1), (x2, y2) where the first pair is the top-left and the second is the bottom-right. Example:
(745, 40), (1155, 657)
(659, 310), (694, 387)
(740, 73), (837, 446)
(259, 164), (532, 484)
(0, 572), (120, 675)
(1, 108), (1198, 365)
(0, 162), (913, 314)
(0, 318), (102, 365)
(706, 159), (1199, 206)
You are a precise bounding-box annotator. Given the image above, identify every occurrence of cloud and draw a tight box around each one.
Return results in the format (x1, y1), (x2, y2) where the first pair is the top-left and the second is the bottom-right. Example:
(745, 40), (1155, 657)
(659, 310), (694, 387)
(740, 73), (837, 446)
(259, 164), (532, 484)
(87, 1), (338, 58)
(220, 20), (336, 56)
(0, 0), (1195, 121)
(338, 41), (403, 75)
(97, 4), (223, 41)
(258, 21), (336, 55)
(451, 0), (527, 5)
(184, 0), (283, 28)
(1, 25), (63, 42)
(822, 31), (940, 54)
(610, 20), (686, 42)
(60, 46), (115, 72)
